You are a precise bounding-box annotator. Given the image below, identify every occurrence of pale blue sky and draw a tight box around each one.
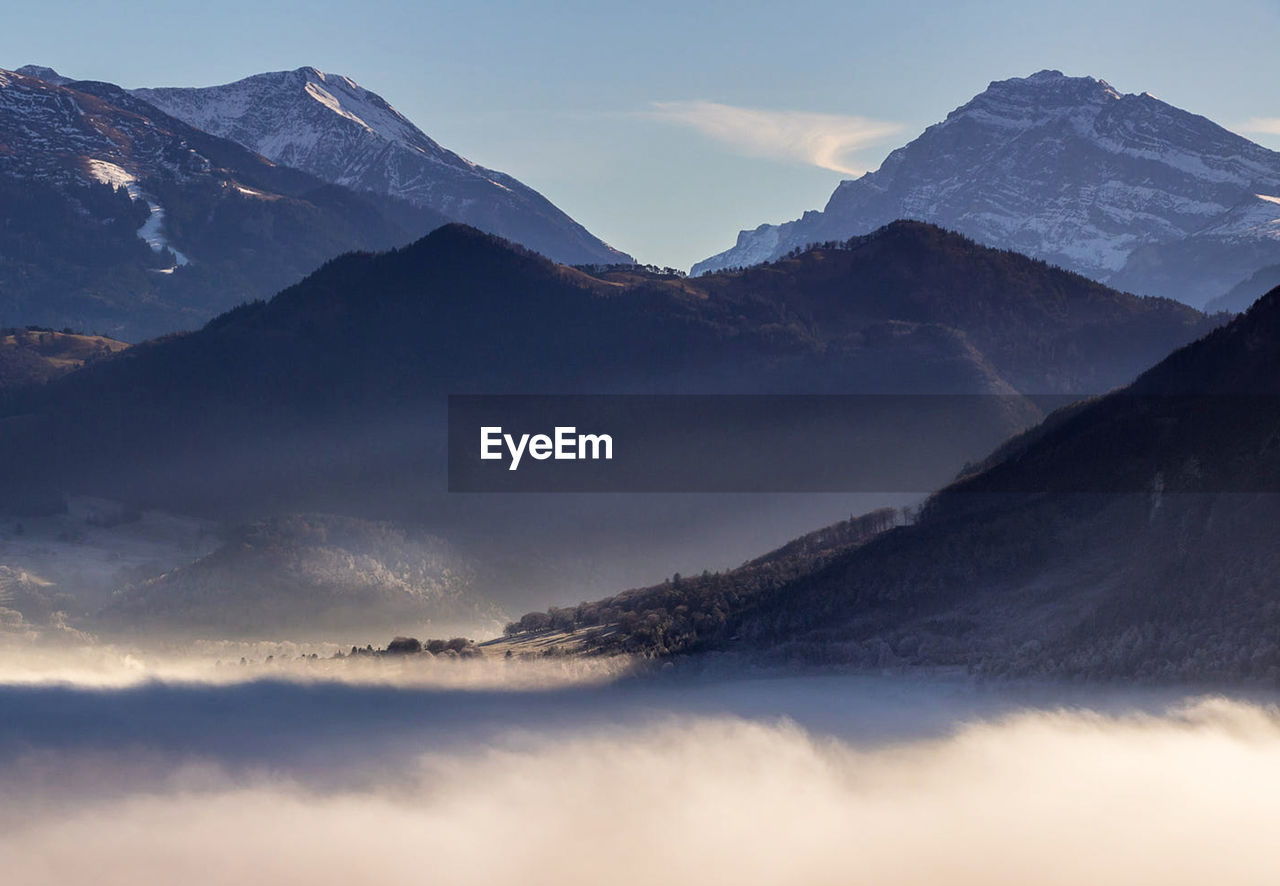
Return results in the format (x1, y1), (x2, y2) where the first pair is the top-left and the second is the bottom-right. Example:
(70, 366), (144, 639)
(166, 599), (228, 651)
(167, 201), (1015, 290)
(3, 0), (1278, 268)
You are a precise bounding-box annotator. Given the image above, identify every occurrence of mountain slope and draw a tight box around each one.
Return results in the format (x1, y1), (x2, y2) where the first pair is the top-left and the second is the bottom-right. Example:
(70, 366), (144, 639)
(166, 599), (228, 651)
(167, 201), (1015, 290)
(688, 222), (1218, 394)
(521, 286), (1280, 682)
(98, 514), (505, 640)
(0, 67), (447, 339)
(0, 221), (1217, 507)
(134, 67), (631, 266)
(693, 71), (1280, 308)
(0, 222), (1219, 611)
(1206, 262), (1280, 314)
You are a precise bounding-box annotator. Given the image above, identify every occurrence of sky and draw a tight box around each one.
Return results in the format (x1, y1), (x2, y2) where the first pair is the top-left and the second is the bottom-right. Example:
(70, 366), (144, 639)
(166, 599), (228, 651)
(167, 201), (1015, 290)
(3, 0), (1278, 269)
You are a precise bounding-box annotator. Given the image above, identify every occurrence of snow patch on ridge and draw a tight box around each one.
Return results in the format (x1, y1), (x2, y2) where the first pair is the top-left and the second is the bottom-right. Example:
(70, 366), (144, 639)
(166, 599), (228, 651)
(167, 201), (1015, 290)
(303, 81), (374, 133)
(84, 159), (136, 190)
(84, 159), (190, 268)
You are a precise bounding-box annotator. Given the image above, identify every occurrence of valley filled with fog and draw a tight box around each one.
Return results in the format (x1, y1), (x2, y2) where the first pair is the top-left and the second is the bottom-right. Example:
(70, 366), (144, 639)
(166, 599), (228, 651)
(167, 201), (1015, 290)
(3, 660), (1280, 885)
(6, 14), (1280, 883)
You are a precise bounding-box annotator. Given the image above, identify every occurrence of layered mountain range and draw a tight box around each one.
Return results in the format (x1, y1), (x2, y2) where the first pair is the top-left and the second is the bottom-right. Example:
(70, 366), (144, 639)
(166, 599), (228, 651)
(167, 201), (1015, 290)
(0, 65), (626, 339)
(0, 221), (1216, 510)
(504, 283), (1280, 682)
(0, 61), (1266, 656)
(0, 222), (1218, 619)
(693, 71), (1280, 310)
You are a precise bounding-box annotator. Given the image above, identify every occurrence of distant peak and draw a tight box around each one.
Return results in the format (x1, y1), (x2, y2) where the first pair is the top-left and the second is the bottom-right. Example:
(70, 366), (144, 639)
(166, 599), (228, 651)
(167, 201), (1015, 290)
(1025, 69), (1067, 81)
(983, 69), (1122, 100)
(422, 222), (512, 248)
(407, 223), (558, 266)
(290, 66), (362, 89)
(237, 66), (344, 87)
(14, 64), (71, 85)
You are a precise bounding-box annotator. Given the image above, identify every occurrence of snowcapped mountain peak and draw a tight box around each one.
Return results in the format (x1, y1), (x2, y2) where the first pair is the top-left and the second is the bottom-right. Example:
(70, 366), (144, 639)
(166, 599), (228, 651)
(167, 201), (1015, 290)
(989, 68), (1116, 94)
(132, 69), (629, 265)
(283, 65), (431, 149)
(946, 69), (1124, 133)
(135, 67), (450, 171)
(692, 70), (1280, 306)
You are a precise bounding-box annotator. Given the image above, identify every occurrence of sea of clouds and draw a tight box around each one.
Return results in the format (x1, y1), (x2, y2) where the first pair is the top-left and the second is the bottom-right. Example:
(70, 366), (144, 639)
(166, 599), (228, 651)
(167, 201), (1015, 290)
(1, 655), (1278, 885)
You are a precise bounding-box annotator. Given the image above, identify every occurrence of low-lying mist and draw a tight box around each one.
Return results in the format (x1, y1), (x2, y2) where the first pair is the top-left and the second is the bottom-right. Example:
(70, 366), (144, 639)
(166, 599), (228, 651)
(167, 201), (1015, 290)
(2, 666), (1280, 885)
(0, 638), (633, 689)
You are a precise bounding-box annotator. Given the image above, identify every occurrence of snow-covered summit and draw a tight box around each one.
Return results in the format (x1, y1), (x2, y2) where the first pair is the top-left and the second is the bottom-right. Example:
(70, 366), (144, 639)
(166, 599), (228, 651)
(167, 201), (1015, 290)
(692, 70), (1280, 307)
(137, 67), (456, 174)
(134, 67), (631, 265)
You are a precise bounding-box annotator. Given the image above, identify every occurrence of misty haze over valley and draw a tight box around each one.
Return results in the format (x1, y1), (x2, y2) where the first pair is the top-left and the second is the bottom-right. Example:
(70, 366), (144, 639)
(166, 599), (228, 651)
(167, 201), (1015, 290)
(4, 5), (1280, 880)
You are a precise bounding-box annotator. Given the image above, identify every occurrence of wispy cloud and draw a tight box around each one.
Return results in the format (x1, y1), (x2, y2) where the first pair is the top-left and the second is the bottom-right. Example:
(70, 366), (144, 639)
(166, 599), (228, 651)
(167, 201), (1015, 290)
(648, 100), (903, 175)
(1241, 117), (1280, 136)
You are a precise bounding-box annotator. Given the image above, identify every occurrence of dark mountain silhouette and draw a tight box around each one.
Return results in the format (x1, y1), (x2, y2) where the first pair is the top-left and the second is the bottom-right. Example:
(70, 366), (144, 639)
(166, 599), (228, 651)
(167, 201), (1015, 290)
(687, 223), (1221, 394)
(505, 286), (1280, 682)
(0, 221), (1221, 610)
(0, 221), (1215, 510)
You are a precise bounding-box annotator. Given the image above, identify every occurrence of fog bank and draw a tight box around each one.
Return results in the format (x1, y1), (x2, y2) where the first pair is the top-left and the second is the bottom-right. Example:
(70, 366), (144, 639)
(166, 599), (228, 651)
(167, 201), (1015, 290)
(2, 674), (1280, 885)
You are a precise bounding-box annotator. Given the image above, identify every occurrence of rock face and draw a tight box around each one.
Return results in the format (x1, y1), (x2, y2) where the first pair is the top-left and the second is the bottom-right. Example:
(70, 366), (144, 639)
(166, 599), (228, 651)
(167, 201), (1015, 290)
(692, 70), (1280, 308)
(134, 67), (631, 266)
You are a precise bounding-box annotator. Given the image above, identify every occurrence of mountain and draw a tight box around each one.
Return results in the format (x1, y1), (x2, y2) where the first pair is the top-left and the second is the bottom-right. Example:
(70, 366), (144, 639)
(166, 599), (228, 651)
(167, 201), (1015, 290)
(0, 66), (446, 339)
(692, 71), (1280, 309)
(133, 67), (631, 266)
(0, 221), (1217, 508)
(498, 507), (901, 656)
(13, 64), (69, 85)
(97, 514), (505, 640)
(682, 222), (1219, 395)
(507, 285), (1280, 683)
(0, 221), (1218, 611)
(1206, 262), (1280, 314)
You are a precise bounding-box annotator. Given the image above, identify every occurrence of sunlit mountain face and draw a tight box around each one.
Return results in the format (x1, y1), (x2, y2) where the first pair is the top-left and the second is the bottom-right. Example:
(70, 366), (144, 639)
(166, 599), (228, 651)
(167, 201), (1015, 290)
(694, 71), (1280, 310)
(133, 67), (632, 267)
